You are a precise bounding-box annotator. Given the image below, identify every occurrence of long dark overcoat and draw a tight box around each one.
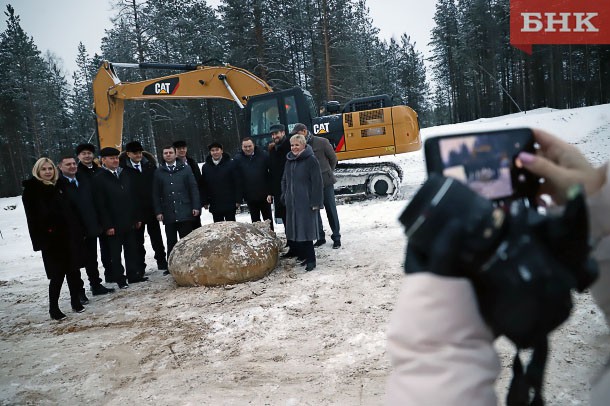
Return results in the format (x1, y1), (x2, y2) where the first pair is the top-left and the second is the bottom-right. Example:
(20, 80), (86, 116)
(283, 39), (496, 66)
(56, 176), (101, 238)
(233, 146), (271, 202)
(152, 162), (200, 223)
(281, 145), (324, 242)
(200, 153), (241, 214)
(120, 152), (158, 218)
(92, 168), (142, 234)
(22, 177), (86, 277)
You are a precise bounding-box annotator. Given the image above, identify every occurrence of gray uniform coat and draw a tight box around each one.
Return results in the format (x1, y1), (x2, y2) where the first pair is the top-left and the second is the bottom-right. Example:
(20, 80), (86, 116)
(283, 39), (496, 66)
(307, 133), (338, 187)
(281, 145), (324, 242)
(152, 162), (201, 224)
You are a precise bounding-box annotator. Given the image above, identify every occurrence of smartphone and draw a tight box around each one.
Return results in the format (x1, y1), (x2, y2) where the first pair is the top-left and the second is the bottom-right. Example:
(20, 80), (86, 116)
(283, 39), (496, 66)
(424, 128), (540, 204)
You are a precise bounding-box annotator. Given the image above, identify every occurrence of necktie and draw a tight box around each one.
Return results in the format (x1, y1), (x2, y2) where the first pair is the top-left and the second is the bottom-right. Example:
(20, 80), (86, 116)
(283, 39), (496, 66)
(113, 171), (119, 178)
(135, 164), (140, 172)
(170, 165), (175, 172)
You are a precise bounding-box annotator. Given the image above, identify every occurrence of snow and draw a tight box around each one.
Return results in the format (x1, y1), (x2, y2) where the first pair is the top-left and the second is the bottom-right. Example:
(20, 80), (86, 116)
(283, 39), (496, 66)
(1, 104), (609, 405)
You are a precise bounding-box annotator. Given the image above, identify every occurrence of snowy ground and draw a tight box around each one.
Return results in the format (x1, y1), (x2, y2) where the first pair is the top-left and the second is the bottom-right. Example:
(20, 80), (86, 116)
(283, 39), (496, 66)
(1, 104), (609, 405)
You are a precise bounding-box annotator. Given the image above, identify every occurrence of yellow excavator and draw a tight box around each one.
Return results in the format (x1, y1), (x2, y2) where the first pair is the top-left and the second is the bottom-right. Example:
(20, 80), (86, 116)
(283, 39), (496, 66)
(93, 60), (421, 196)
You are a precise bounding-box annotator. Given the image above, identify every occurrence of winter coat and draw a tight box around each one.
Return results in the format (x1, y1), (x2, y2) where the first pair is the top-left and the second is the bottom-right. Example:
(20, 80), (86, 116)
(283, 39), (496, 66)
(281, 145), (324, 242)
(120, 152), (158, 217)
(152, 162), (200, 223)
(233, 146), (271, 202)
(92, 168), (142, 234)
(385, 163), (610, 406)
(77, 161), (101, 182)
(307, 133), (338, 187)
(268, 136), (291, 200)
(56, 176), (102, 238)
(22, 177), (86, 276)
(201, 153), (241, 214)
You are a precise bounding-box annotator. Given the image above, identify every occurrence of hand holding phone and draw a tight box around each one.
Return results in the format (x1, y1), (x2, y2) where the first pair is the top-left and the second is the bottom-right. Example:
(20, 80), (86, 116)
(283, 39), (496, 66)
(424, 128), (540, 205)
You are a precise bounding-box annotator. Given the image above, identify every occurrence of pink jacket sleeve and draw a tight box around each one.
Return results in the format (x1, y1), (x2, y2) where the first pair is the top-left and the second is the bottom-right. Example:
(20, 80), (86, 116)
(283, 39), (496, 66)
(386, 274), (500, 406)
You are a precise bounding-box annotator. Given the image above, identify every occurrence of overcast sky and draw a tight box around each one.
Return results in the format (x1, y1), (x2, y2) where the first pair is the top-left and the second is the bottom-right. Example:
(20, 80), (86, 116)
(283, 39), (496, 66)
(0, 0), (437, 78)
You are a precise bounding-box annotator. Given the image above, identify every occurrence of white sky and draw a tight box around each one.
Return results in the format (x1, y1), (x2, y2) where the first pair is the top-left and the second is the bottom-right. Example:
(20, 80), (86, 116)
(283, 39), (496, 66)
(0, 0), (437, 78)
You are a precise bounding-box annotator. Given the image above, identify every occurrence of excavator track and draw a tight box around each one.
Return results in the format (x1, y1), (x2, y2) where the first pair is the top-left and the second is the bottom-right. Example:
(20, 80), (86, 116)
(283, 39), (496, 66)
(334, 161), (404, 200)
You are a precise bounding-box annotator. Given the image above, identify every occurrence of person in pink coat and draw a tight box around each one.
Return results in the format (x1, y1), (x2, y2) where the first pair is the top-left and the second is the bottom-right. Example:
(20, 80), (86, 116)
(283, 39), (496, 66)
(386, 129), (609, 405)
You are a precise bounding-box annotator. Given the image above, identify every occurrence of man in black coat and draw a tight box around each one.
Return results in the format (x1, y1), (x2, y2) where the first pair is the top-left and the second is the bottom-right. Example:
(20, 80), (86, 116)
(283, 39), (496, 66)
(75, 143), (113, 286)
(57, 156), (114, 297)
(267, 124), (291, 224)
(120, 141), (168, 271)
(93, 147), (147, 289)
(234, 137), (273, 229)
(153, 145), (200, 274)
(173, 140), (203, 229)
(201, 142), (241, 222)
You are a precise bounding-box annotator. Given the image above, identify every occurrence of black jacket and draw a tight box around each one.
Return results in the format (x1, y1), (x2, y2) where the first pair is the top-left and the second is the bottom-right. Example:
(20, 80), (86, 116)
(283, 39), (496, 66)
(56, 176), (102, 238)
(77, 161), (101, 182)
(92, 168), (142, 234)
(201, 153), (241, 214)
(268, 136), (291, 200)
(22, 177), (87, 272)
(234, 146), (271, 202)
(120, 153), (158, 217)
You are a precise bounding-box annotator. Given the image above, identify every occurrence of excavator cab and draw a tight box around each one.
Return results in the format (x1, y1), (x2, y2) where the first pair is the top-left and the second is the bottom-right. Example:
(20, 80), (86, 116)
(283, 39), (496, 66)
(244, 87), (317, 148)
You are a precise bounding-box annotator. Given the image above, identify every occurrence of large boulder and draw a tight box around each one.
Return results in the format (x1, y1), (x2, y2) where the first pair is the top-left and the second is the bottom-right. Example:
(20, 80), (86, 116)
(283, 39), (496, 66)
(168, 221), (281, 287)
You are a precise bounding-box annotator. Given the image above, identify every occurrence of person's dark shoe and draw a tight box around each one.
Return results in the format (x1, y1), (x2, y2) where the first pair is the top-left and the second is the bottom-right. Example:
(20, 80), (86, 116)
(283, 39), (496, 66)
(314, 239), (326, 248)
(332, 240), (341, 249)
(163, 270), (170, 276)
(300, 259), (307, 266)
(117, 282), (129, 289)
(79, 291), (90, 305)
(72, 304), (85, 313)
(50, 309), (67, 321)
(91, 284), (115, 295)
(157, 262), (168, 271)
(281, 250), (298, 258)
(128, 276), (149, 284)
(305, 262), (317, 272)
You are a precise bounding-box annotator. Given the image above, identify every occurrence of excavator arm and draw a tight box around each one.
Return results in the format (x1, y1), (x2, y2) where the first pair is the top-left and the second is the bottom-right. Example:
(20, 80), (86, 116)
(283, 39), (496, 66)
(93, 60), (273, 149)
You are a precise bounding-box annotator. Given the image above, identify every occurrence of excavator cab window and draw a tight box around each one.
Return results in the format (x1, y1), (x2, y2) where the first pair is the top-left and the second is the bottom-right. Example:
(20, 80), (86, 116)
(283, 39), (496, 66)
(249, 98), (280, 142)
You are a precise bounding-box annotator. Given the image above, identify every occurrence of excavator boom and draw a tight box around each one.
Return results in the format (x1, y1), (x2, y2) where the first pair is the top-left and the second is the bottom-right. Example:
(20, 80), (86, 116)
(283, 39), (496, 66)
(93, 60), (273, 148)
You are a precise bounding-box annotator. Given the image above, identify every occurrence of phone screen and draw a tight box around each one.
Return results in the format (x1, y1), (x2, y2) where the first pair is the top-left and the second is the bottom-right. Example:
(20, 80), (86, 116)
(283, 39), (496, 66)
(425, 128), (539, 203)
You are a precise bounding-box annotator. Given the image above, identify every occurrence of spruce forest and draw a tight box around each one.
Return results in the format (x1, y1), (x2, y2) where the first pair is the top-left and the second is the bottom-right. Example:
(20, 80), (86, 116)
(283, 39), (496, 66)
(0, 0), (608, 197)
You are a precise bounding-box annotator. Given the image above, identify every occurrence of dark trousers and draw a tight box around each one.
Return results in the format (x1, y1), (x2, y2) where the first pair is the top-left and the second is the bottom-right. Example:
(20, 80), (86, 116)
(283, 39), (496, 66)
(99, 235), (113, 282)
(192, 216), (202, 230)
(42, 250), (82, 311)
(212, 210), (236, 223)
(294, 241), (315, 264)
(83, 236), (103, 287)
(165, 221), (194, 258)
(317, 184), (341, 242)
(106, 229), (142, 284)
(135, 216), (167, 267)
(247, 200), (273, 229)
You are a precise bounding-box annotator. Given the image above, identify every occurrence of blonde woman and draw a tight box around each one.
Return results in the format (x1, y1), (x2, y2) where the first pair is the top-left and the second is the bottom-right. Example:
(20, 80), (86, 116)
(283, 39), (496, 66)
(22, 158), (86, 320)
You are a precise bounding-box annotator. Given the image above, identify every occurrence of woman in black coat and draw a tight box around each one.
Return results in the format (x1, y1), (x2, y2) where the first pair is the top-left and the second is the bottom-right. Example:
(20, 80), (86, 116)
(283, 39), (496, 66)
(281, 134), (324, 271)
(22, 158), (86, 320)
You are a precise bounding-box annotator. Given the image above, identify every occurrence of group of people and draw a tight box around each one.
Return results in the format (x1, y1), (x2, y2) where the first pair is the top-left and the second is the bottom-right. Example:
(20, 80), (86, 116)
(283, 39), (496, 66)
(23, 123), (343, 321)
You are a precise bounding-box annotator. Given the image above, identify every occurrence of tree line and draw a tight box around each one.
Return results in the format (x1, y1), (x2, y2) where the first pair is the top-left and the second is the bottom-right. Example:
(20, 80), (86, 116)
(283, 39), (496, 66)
(0, 0), (608, 197)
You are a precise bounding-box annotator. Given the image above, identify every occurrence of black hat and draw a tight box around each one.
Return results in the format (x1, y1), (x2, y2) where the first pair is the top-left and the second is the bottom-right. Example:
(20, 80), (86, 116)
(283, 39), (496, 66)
(76, 143), (96, 155)
(99, 147), (120, 157)
(172, 140), (187, 148)
(269, 124), (285, 133)
(125, 141), (144, 153)
(207, 141), (223, 151)
(290, 123), (308, 135)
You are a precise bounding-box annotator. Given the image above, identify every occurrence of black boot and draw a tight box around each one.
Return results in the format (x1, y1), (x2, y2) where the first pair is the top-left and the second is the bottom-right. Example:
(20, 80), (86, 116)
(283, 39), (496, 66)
(80, 289), (90, 305)
(91, 284), (115, 295)
(50, 308), (67, 321)
(305, 262), (316, 272)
